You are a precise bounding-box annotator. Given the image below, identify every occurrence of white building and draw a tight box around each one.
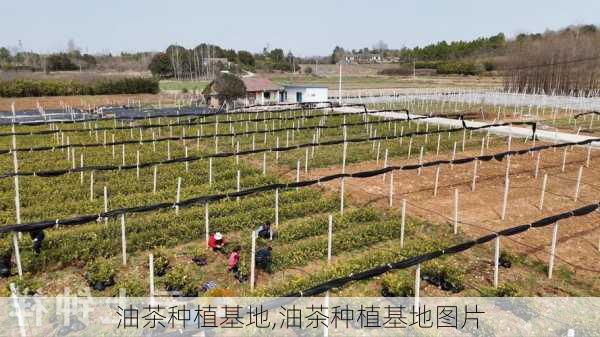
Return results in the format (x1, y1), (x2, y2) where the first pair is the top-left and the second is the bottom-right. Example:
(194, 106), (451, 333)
(282, 85), (329, 103)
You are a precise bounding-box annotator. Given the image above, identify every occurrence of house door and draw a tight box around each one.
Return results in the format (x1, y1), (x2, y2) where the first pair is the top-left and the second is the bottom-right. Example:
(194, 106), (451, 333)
(296, 92), (303, 103)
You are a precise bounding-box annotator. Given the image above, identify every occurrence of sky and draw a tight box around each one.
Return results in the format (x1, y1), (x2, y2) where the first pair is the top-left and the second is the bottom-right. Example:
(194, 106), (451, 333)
(1, 0), (599, 56)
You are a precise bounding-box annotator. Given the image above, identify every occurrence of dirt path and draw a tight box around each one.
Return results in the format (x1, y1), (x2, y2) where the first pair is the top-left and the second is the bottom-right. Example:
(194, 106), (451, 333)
(300, 142), (600, 281)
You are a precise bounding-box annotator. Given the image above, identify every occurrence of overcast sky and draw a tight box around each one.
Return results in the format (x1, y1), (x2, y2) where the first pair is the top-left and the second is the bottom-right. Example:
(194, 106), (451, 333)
(1, 0), (599, 56)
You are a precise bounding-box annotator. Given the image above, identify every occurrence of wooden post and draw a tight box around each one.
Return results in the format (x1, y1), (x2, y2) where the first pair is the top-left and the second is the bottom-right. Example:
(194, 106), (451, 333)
(340, 178), (345, 214)
(250, 231), (256, 290)
(342, 142), (348, 174)
(389, 172), (394, 208)
(327, 214), (333, 263)
(400, 199), (406, 248)
(149, 254), (155, 297)
(461, 129), (466, 152)
(90, 171), (94, 201)
(453, 188), (459, 234)
(493, 236), (500, 288)
(121, 214), (127, 266)
(153, 166), (158, 194)
(586, 144), (592, 168)
(205, 203), (210, 248)
(414, 264), (421, 310)
(501, 177), (509, 220)
(548, 222), (559, 279)
(561, 147), (567, 173)
(539, 174), (548, 210)
(407, 137), (413, 159)
(382, 149), (388, 181)
(275, 189), (279, 228)
(574, 166), (583, 202)
(436, 133), (441, 158)
(175, 177), (181, 215)
(12, 234), (22, 279)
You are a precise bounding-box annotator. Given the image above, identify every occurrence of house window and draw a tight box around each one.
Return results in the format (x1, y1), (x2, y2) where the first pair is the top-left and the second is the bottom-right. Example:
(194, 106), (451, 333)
(264, 92), (271, 100)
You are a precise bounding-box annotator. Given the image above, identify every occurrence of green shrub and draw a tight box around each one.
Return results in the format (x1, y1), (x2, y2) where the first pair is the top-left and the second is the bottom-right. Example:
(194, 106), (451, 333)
(85, 257), (116, 291)
(421, 260), (465, 293)
(436, 61), (483, 75)
(6, 276), (42, 295)
(163, 265), (201, 296)
(377, 66), (413, 76)
(381, 271), (413, 296)
(152, 249), (171, 277)
(114, 274), (146, 297)
(0, 78), (159, 97)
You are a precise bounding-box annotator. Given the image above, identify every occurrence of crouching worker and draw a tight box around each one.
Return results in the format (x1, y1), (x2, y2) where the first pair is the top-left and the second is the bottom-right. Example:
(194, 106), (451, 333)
(255, 246), (273, 273)
(208, 232), (225, 252)
(30, 229), (45, 255)
(227, 246), (243, 281)
(255, 222), (275, 240)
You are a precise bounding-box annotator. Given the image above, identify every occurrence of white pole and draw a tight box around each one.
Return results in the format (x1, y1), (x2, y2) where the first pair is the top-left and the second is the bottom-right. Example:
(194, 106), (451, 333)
(122, 144), (126, 166)
(80, 154), (84, 185)
(414, 264), (421, 309)
(236, 170), (241, 201)
(548, 223), (559, 279)
(153, 165), (158, 194)
(382, 148), (388, 181)
(121, 214), (127, 266)
(185, 147), (189, 173)
(400, 199), (406, 248)
(305, 148), (309, 173)
(149, 254), (155, 297)
(534, 151), (541, 178)
(340, 178), (345, 214)
(250, 231), (256, 290)
(539, 174), (548, 210)
(275, 189), (279, 228)
(205, 203), (210, 247)
(453, 188), (459, 234)
(89, 171), (94, 201)
(493, 236), (500, 288)
(574, 166), (583, 202)
(209, 158), (213, 185)
(338, 63), (342, 105)
(389, 173), (394, 208)
(175, 177), (181, 215)
(342, 142), (347, 174)
(417, 146), (424, 176)
(296, 160), (300, 190)
(327, 214), (333, 262)
(9, 282), (26, 337)
(501, 177), (510, 220)
(561, 147), (567, 173)
(436, 133), (441, 157)
(12, 234), (22, 278)
(451, 142), (456, 169)
(136, 150), (140, 179)
(433, 166), (440, 196)
(103, 186), (108, 225)
(262, 153), (266, 176)
(586, 144), (592, 168)
(471, 160), (478, 192)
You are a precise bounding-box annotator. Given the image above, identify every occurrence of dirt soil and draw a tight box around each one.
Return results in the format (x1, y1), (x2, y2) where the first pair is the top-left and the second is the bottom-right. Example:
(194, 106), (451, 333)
(298, 140), (600, 282)
(0, 93), (182, 111)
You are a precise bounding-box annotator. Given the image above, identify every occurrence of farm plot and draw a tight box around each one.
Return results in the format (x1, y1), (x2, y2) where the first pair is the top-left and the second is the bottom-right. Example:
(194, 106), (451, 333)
(0, 104), (598, 299)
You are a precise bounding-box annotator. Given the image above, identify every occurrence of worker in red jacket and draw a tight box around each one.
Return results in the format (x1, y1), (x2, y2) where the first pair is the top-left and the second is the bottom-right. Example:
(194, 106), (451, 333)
(227, 246), (242, 281)
(207, 232), (225, 252)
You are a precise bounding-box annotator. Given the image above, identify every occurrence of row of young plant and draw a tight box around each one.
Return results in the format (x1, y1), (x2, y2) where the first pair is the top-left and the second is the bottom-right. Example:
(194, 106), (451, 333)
(0, 188), (336, 274)
(0, 113), (378, 170)
(0, 109), (371, 150)
(0, 156), (273, 224)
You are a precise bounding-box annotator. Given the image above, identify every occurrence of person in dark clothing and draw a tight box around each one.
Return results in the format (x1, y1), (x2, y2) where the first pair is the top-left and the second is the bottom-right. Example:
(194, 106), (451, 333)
(29, 230), (45, 255)
(255, 222), (275, 240)
(255, 246), (273, 273)
(0, 249), (11, 278)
